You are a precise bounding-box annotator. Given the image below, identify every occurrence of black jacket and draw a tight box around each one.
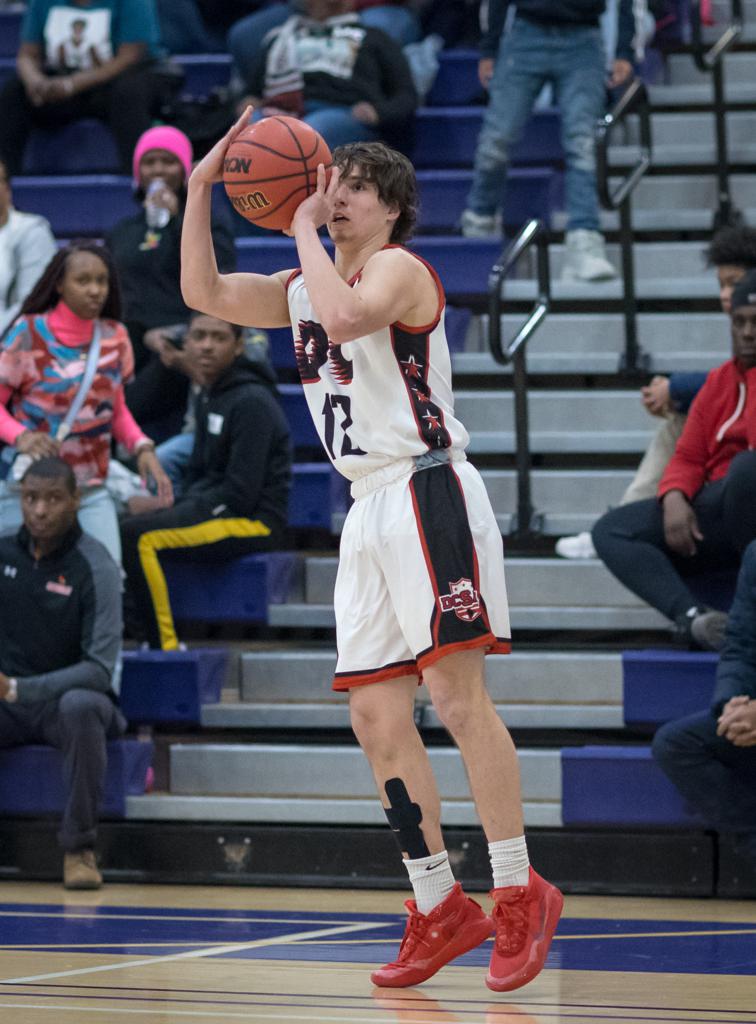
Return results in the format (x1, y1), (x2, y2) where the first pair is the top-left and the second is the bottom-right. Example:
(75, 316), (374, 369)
(0, 523), (121, 704)
(482, 1), (636, 61)
(711, 540), (756, 714)
(183, 356), (292, 531)
(106, 202), (236, 345)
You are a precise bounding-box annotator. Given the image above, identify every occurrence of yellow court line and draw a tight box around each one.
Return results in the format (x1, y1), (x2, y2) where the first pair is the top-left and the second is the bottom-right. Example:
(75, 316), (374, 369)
(0, 921), (393, 985)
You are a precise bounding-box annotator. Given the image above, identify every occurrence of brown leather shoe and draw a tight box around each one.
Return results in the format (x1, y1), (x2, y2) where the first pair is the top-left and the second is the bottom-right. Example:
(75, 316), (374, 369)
(63, 849), (102, 890)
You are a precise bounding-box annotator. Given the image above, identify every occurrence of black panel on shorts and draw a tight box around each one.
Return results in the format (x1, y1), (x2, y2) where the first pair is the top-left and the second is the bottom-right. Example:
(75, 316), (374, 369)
(409, 464), (492, 655)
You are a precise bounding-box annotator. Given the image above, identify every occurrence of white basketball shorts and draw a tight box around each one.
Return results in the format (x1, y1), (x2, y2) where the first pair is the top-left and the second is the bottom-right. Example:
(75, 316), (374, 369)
(332, 455), (511, 690)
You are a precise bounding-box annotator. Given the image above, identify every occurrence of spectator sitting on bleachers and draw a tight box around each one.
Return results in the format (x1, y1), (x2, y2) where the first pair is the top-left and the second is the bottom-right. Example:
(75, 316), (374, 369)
(120, 310), (292, 651)
(0, 0), (163, 176)
(228, 0), (421, 92)
(234, 0), (417, 152)
(106, 125), (236, 442)
(557, 225), (756, 559)
(0, 158), (57, 337)
(0, 456), (125, 890)
(0, 241), (172, 564)
(653, 537), (756, 871)
(592, 270), (756, 651)
(460, 0), (636, 282)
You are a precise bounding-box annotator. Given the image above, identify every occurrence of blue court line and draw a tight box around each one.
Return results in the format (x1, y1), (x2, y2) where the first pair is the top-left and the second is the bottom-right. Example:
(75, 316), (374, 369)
(2, 905), (756, 977)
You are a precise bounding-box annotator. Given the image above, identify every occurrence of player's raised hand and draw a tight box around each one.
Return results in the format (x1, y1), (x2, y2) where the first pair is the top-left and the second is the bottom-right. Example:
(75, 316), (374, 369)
(287, 163), (339, 236)
(190, 107), (253, 186)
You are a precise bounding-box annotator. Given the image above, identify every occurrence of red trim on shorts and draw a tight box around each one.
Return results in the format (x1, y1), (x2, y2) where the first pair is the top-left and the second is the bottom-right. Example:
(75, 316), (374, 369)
(408, 474), (442, 649)
(332, 660), (420, 692)
(417, 633), (512, 672)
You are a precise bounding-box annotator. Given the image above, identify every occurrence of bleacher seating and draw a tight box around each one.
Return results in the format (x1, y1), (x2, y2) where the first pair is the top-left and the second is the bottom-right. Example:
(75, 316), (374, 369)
(561, 746), (702, 827)
(0, 739), (153, 817)
(7, 11), (756, 893)
(120, 649), (228, 724)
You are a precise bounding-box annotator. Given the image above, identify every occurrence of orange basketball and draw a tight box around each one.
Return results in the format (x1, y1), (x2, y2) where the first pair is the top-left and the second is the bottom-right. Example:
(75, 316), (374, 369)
(223, 116), (332, 231)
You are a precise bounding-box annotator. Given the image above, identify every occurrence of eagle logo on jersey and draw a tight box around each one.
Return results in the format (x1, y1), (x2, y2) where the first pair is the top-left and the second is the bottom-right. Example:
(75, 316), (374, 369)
(295, 320), (330, 383)
(439, 578), (482, 622)
(295, 319), (355, 384)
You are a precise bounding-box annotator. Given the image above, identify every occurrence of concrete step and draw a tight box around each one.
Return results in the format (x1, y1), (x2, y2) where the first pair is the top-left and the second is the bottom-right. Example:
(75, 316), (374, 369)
(126, 791), (560, 827)
(542, 240), (729, 280)
(453, 389), (656, 454)
(667, 49), (756, 85)
(458, 312), (728, 376)
(267, 602), (668, 631)
(200, 648), (624, 729)
(303, 556), (659, 610)
(154, 742), (562, 827)
(647, 81), (756, 105)
(499, 274), (718, 303)
(331, 468), (634, 536)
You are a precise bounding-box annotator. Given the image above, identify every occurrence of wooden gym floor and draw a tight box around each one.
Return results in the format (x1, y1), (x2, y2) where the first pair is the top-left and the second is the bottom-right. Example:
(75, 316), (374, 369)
(0, 881), (754, 1023)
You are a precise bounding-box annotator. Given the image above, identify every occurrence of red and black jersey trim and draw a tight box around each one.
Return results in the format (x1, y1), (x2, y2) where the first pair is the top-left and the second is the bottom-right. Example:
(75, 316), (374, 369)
(391, 323), (451, 451)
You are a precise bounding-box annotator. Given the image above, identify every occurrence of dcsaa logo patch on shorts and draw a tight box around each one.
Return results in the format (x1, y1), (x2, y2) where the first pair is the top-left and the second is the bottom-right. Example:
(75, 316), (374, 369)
(439, 578), (481, 621)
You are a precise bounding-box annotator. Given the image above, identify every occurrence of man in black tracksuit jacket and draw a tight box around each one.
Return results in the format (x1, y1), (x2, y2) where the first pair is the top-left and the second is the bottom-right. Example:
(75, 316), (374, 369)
(120, 313), (292, 650)
(0, 457), (124, 889)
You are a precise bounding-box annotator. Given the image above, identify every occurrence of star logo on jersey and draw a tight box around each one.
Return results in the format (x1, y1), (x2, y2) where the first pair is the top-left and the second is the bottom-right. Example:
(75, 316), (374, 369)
(438, 578), (482, 622)
(294, 320), (330, 383)
(423, 410), (441, 432)
(400, 354), (423, 380)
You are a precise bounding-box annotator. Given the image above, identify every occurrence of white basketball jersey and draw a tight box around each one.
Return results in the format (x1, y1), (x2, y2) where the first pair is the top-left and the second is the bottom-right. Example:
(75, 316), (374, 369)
(286, 247), (469, 481)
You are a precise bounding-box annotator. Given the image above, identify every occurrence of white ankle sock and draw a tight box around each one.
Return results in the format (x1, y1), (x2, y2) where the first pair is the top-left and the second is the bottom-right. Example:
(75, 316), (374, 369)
(403, 851), (456, 915)
(489, 836), (530, 889)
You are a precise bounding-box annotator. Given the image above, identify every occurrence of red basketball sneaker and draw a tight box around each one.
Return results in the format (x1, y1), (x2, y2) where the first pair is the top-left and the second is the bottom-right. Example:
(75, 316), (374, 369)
(486, 868), (563, 992)
(371, 883), (494, 988)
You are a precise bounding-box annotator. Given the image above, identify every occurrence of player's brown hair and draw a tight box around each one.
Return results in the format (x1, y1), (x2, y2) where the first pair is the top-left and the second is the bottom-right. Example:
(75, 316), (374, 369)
(331, 142), (417, 244)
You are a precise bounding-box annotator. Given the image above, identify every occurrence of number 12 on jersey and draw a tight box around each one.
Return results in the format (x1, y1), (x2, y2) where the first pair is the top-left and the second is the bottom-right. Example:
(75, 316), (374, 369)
(322, 394), (366, 460)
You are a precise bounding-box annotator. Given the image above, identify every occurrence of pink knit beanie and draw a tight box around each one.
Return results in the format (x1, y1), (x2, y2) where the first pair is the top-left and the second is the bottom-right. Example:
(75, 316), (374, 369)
(132, 126), (193, 185)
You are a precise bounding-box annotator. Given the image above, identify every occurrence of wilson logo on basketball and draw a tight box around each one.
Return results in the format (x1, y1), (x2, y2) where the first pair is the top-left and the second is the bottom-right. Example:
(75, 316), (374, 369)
(230, 190), (271, 214)
(224, 156), (252, 174)
(438, 578), (481, 621)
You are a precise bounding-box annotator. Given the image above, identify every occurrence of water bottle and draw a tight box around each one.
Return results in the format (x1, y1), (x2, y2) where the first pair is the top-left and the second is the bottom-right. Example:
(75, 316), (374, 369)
(145, 178), (171, 230)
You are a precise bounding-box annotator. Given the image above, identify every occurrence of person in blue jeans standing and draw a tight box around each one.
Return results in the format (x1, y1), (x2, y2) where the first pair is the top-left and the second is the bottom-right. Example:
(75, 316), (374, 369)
(461, 0), (637, 282)
(653, 539), (756, 868)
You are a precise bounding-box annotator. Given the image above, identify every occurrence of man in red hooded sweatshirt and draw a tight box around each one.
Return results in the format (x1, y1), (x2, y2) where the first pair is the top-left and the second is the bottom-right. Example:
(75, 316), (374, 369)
(592, 270), (756, 650)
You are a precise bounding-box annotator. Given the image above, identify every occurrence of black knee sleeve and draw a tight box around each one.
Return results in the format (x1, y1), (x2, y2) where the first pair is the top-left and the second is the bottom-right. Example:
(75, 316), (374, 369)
(383, 777), (430, 858)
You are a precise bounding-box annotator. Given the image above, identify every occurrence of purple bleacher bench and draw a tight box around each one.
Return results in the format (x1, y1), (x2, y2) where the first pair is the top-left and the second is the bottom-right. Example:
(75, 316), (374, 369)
(23, 119), (120, 174)
(164, 550), (298, 623)
(0, 739), (153, 817)
(623, 650), (719, 728)
(120, 648), (228, 724)
(0, 9), (21, 58)
(413, 107), (562, 169)
(561, 746), (702, 827)
(290, 463), (348, 530)
(237, 236), (503, 298)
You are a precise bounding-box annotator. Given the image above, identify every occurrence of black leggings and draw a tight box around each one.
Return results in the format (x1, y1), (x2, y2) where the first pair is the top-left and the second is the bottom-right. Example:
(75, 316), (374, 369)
(592, 451), (756, 622)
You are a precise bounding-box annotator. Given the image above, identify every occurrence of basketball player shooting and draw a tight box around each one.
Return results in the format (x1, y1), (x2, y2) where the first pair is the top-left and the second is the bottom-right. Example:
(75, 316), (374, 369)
(181, 108), (563, 992)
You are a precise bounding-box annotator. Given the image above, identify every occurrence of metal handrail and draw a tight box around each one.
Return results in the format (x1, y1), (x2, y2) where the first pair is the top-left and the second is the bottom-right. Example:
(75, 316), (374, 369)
(690, 0), (743, 71)
(596, 78), (652, 210)
(595, 78), (653, 373)
(488, 218), (550, 540)
(689, 0), (743, 228)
